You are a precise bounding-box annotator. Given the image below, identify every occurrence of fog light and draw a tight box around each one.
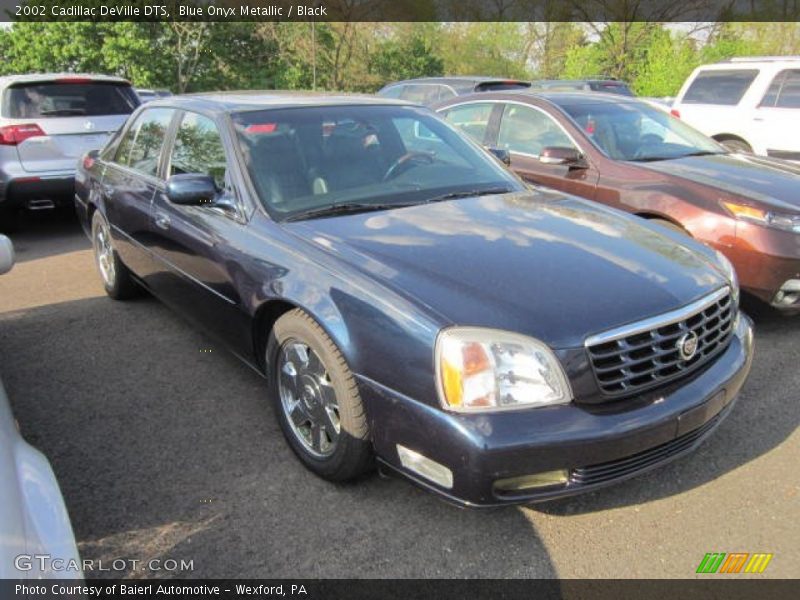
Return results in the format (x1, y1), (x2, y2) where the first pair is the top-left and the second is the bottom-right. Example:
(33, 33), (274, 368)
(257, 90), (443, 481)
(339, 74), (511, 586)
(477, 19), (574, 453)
(494, 470), (569, 493)
(396, 445), (453, 489)
(773, 279), (800, 307)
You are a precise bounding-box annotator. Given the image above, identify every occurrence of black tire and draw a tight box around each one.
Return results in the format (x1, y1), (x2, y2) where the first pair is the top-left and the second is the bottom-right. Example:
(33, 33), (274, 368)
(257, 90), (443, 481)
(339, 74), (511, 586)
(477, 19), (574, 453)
(91, 211), (140, 300)
(718, 138), (752, 154)
(0, 207), (20, 233)
(267, 309), (374, 482)
(651, 218), (691, 236)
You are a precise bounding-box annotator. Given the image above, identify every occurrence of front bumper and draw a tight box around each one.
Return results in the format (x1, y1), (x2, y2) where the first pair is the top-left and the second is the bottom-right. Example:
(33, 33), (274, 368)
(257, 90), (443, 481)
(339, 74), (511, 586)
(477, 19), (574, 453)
(723, 220), (800, 311)
(359, 314), (754, 507)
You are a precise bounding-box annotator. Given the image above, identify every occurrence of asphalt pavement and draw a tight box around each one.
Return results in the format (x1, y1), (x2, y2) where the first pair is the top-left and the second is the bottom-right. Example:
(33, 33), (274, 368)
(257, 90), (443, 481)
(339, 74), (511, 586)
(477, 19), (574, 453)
(0, 213), (797, 579)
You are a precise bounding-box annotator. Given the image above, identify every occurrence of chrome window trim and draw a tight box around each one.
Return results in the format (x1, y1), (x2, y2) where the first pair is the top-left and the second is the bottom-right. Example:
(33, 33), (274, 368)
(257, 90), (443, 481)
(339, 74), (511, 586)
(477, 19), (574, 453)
(584, 287), (731, 347)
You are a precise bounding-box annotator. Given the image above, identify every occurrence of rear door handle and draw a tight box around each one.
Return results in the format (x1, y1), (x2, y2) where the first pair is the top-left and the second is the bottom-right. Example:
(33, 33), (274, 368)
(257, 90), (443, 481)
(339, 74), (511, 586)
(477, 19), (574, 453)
(154, 212), (171, 230)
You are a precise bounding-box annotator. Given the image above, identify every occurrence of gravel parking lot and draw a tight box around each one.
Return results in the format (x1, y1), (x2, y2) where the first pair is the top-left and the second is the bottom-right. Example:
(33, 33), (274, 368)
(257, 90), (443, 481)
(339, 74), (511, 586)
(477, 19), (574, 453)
(0, 213), (797, 579)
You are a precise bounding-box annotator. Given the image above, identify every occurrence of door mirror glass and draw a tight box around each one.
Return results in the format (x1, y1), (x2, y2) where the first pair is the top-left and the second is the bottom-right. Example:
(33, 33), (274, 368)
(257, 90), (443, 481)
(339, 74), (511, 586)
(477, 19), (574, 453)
(486, 146), (512, 166)
(539, 146), (582, 166)
(166, 174), (217, 205)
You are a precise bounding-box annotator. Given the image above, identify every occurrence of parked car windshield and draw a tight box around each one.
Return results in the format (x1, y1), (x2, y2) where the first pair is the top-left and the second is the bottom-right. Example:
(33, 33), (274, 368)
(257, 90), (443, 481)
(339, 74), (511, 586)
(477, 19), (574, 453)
(3, 81), (139, 118)
(559, 100), (725, 161)
(232, 104), (520, 220)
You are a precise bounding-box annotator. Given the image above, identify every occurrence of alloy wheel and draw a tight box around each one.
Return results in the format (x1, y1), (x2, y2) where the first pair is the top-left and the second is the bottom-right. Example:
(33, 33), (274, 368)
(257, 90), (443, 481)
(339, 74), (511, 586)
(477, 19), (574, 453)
(277, 339), (341, 458)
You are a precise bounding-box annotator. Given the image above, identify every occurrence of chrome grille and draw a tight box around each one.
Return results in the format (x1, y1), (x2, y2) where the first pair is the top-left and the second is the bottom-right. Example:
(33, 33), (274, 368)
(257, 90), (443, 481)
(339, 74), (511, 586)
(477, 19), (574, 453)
(586, 288), (735, 397)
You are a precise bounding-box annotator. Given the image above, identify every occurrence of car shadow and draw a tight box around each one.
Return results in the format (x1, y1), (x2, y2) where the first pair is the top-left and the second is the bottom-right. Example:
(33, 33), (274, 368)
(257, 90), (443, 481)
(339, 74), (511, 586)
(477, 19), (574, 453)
(537, 294), (800, 516)
(3, 210), (88, 263)
(0, 295), (557, 579)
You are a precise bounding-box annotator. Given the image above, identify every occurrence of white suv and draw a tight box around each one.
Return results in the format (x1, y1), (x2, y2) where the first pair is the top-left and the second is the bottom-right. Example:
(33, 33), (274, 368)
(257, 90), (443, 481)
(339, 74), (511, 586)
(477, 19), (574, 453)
(672, 57), (800, 159)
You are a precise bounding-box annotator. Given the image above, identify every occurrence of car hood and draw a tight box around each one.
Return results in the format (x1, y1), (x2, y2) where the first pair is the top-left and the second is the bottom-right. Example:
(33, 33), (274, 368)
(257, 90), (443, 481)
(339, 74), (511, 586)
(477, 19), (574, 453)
(634, 153), (800, 211)
(285, 192), (727, 348)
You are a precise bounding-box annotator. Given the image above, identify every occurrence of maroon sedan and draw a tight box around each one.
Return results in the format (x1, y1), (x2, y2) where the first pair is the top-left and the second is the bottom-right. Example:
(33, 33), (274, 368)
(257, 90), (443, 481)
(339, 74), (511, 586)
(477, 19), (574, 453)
(434, 92), (800, 311)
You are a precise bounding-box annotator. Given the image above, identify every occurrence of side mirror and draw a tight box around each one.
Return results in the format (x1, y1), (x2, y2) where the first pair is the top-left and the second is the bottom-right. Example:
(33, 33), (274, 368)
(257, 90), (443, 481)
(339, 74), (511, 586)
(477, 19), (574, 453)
(539, 146), (583, 166)
(486, 147), (512, 166)
(0, 235), (14, 275)
(165, 174), (218, 206)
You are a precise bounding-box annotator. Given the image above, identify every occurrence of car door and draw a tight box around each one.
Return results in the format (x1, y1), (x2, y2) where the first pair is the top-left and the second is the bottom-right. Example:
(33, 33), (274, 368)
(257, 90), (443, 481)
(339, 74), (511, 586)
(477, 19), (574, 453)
(146, 110), (251, 353)
(491, 102), (599, 198)
(753, 69), (800, 159)
(101, 107), (175, 277)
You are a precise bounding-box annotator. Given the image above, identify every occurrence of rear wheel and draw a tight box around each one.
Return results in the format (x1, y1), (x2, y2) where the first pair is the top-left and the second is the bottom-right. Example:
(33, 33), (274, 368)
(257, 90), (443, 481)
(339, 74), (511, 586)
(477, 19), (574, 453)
(718, 138), (752, 154)
(267, 309), (373, 481)
(91, 211), (140, 300)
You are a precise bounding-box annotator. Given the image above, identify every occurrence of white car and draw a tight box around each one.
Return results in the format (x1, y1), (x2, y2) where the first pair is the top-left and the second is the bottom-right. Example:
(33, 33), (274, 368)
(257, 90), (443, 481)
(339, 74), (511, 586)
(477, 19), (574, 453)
(672, 56), (800, 159)
(0, 235), (81, 579)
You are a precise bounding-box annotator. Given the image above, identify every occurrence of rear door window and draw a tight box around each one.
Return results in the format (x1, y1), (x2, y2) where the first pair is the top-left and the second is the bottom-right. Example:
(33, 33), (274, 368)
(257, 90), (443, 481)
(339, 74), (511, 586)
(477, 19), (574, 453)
(681, 69), (759, 105)
(400, 84), (445, 105)
(761, 69), (800, 108)
(3, 81), (139, 118)
(115, 108), (175, 177)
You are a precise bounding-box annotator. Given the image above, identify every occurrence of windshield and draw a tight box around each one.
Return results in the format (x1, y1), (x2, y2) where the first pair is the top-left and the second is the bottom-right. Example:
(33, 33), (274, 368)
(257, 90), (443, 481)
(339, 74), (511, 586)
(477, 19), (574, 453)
(232, 105), (520, 220)
(559, 100), (725, 161)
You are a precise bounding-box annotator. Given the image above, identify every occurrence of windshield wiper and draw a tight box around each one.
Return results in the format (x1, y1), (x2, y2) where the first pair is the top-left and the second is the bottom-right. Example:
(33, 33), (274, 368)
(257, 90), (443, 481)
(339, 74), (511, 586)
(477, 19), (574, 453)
(284, 201), (419, 222)
(630, 150), (726, 163)
(424, 186), (514, 203)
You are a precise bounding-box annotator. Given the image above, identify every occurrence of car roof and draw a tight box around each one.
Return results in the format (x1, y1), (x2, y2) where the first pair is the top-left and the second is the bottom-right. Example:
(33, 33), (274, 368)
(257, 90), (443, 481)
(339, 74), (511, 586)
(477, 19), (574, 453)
(532, 79), (628, 85)
(385, 76), (524, 85)
(145, 90), (412, 114)
(438, 90), (643, 107)
(694, 58), (800, 71)
(0, 73), (131, 86)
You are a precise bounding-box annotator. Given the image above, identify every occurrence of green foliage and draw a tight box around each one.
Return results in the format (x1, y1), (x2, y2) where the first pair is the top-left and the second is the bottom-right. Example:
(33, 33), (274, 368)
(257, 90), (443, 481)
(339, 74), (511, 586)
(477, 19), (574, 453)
(0, 21), (797, 98)
(633, 29), (698, 97)
(370, 32), (444, 85)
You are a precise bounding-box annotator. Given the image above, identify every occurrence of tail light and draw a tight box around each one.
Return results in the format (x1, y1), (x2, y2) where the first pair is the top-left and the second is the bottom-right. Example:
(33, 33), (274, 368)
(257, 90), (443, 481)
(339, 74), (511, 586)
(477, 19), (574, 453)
(0, 124), (46, 146)
(670, 109), (681, 118)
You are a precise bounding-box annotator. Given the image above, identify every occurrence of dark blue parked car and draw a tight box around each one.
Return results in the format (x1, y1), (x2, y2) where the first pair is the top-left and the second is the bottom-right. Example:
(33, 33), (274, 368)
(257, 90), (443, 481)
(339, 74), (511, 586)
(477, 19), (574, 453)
(75, 92), (753, 506)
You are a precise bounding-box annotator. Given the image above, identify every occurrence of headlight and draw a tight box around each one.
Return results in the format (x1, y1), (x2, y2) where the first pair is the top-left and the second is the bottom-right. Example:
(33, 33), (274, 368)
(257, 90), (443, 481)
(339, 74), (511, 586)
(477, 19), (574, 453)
(714, 249), (740, 305)
(721, 201), (800, 233)
(435, 327), (572, 412)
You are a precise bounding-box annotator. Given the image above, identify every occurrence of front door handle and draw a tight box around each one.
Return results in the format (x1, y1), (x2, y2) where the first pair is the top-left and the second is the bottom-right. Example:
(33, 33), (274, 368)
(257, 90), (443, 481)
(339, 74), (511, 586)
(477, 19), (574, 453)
(154, 212), (171, 230)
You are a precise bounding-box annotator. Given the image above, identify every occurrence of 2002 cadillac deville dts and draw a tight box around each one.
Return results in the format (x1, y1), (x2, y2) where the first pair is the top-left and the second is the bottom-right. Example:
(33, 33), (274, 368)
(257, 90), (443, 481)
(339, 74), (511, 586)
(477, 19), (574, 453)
(75, 93), (754, 506)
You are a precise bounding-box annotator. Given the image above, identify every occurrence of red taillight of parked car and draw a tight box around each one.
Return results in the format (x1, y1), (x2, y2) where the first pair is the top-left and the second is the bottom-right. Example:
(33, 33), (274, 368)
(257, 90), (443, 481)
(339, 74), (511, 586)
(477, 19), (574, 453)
(0, 123), (46, 146)
(670, 109), (681, 118)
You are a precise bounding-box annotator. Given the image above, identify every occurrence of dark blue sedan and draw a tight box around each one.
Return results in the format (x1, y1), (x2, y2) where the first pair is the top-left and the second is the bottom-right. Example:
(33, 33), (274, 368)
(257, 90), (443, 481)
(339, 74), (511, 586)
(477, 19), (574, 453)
(75, 93), (753, 506)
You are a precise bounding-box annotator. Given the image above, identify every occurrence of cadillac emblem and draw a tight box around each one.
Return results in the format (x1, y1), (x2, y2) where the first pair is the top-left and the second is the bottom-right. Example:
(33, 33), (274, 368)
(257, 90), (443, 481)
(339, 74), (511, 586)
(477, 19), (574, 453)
(677, 331), (699, 361)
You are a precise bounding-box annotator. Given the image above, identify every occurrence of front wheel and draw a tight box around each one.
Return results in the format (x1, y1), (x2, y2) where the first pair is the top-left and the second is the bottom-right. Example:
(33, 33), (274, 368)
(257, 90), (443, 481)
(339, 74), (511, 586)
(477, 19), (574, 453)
(267, 309), (374, 481)
(651, 218), (691, 237)
(719, 138), (752, 154)
(91, 211), (140, 300)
